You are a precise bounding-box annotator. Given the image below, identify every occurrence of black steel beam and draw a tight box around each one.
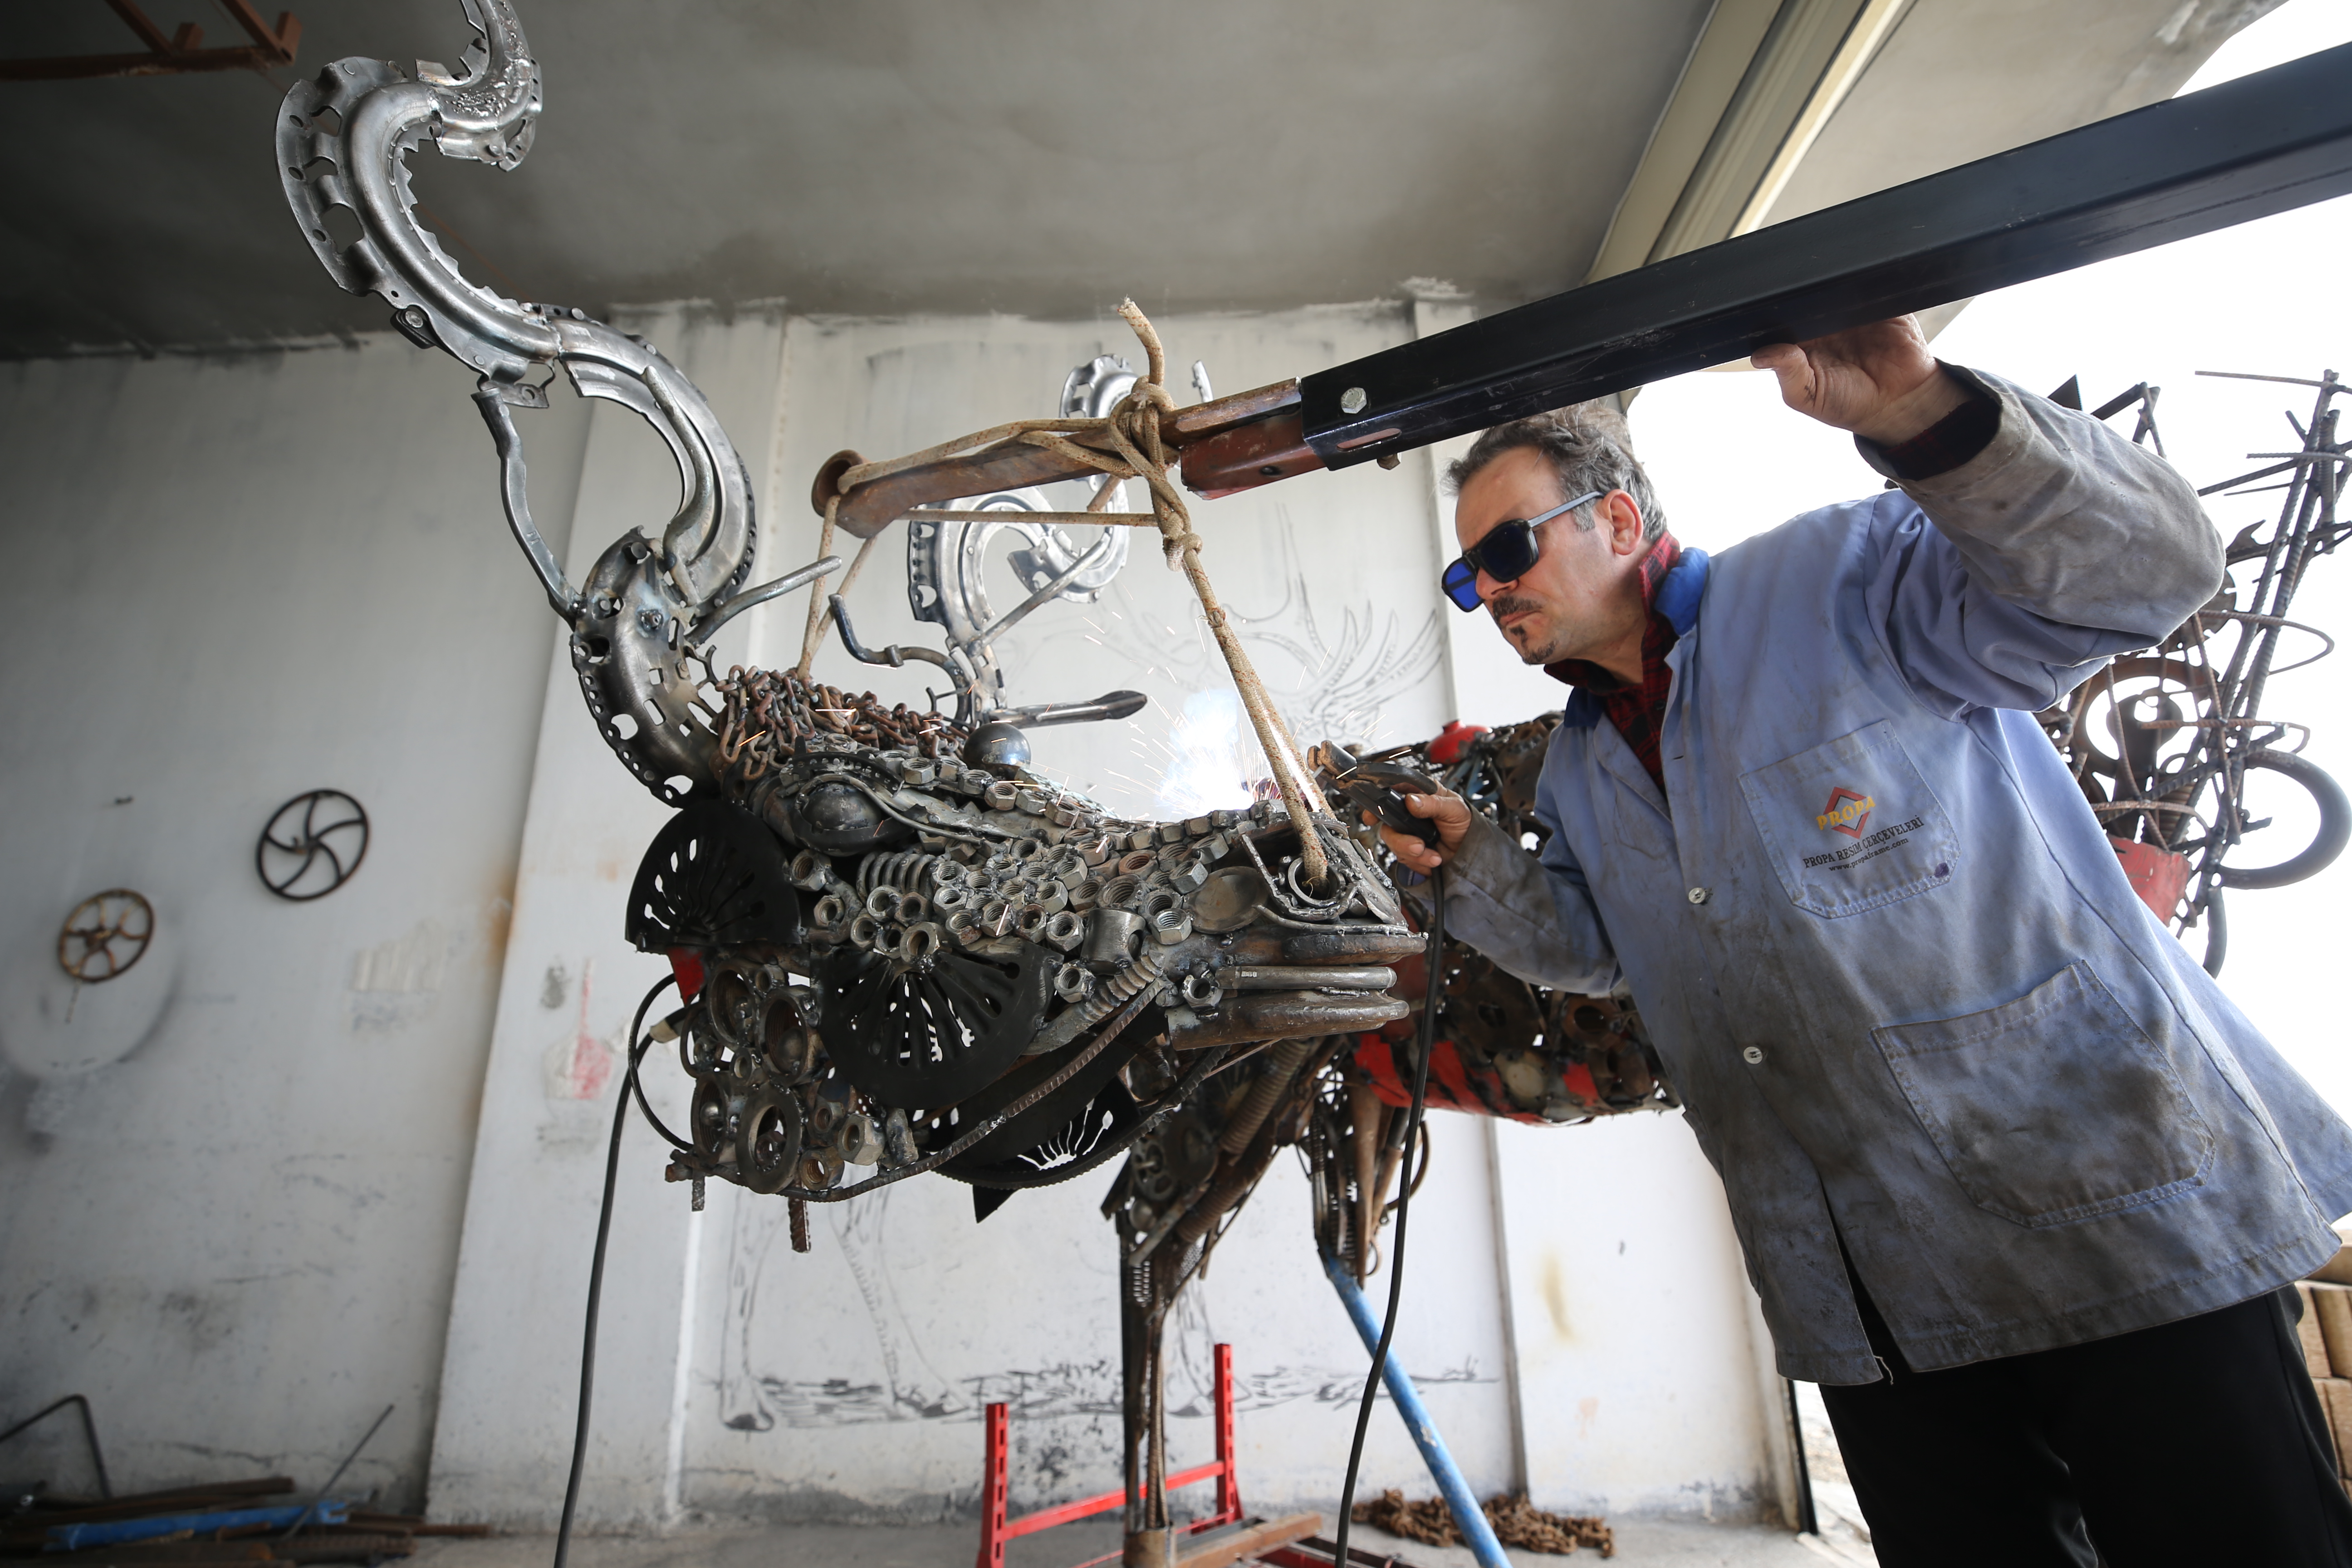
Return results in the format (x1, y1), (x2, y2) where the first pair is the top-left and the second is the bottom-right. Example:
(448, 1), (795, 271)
(1298, 42), (2352, 469)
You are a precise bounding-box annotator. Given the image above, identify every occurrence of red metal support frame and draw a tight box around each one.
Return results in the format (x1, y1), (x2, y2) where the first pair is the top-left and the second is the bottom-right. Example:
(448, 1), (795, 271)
(1212, 1342), (1240, 1527)
(979, 1402), (1012, 1568)
(977, 1343), (1243, 1568)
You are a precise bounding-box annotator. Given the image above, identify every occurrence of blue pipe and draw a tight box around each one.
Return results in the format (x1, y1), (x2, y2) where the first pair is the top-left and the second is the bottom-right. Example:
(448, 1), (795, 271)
(47, 1501), (348, 1551)
(1321, 1246), (1511, 1568)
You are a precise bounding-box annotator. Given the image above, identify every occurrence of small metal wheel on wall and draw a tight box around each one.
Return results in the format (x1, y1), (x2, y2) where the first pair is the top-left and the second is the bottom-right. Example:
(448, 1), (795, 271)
(57, 891), (155, 982)
(257, 789), (370, 901)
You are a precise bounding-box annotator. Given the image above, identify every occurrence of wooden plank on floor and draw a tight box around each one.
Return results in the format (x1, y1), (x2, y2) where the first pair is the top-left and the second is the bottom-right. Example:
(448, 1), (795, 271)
(1176, 1512), (1321, 1568)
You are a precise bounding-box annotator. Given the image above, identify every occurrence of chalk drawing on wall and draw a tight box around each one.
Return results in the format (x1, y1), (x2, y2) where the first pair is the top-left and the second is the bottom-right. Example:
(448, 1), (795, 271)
(717, 1191), (1492, 1431)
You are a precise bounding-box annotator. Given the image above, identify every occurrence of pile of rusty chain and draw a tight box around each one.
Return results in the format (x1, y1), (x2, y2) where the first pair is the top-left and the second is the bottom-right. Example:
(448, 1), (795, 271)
(708, 662), (970, 782)
(1350, 1490), (1615, 1558)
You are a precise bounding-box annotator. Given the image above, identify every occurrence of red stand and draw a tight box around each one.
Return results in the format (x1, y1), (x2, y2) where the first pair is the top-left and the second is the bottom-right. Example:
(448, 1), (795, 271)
(978, 1343), (1242, 1568)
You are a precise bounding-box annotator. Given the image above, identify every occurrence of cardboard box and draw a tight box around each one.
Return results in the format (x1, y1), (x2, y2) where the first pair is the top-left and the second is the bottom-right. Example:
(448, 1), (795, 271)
(2321, 1378), (2352, 1478)
(2301, 1283), (2334, 1378)
(2316, 1284), (2352, 1382)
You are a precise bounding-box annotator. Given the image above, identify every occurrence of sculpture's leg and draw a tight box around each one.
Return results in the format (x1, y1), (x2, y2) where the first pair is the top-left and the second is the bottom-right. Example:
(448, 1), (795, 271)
(1122, 1254), (1173, 1568)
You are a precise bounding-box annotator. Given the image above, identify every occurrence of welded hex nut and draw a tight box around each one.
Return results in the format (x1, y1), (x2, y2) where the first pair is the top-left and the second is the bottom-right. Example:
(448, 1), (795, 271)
(1170, 857), (1210, 892)
(1031, 880), (1068, 913)
(850, 913), (883, 949)
(1046, 910), (1085, 952)
(1186, 815), (1214, 836)
(901, 921), (946, 962)
(901, 761), (936, 787)
(1126, 828), (1157, 853)
(1016, 904), (1050, 940)
(1151, 908), (1193, 945)
(1016, 787), (1051, 815)
(931, 884), (970, 912)
(894, 891), (929, 924)
(1071, 877), (1103, 911)
(1054, 960), (1096, 1002)
(980, 898), (1016, 936)
(986, 781), (1021, 811)
(1118, 850), (1157, 876)
(789, 850), (834, 892)
(1101, 874), (1143, 909)
(864, 887), (899, 918)
(1156, 821), (1186, 846)
(812, 893), (849, 931)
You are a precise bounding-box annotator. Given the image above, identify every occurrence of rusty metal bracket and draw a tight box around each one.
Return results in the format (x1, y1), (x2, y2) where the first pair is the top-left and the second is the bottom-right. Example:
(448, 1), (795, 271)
(0, 1), (299, 81)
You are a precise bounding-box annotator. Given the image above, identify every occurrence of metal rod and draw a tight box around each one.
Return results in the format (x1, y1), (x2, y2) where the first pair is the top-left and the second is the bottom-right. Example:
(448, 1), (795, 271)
(280, 1402), (394, 1539)
(691, 554), (843, 642)
(1286, 43), (2352, 470)
(1320, 1248), (1509, 1568)
(0, 1394), (112, 1499)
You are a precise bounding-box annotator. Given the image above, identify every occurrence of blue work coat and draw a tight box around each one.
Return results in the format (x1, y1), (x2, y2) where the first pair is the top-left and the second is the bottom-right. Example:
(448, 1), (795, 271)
(1441, 371), (2352, 1383)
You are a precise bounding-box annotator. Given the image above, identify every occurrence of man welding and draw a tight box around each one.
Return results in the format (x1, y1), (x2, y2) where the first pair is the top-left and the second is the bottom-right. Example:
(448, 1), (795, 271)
(1381, 315), (2352, 1566)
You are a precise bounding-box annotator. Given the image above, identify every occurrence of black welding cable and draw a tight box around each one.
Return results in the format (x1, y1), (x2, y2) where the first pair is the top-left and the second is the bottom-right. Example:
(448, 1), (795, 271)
(552, 973), (675, 1568)
(1330, 863), (1443, 1568)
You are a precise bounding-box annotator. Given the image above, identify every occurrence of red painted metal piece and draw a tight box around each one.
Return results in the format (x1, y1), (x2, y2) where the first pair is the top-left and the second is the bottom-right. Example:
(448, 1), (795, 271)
(666, 948), (706, 1000)
(976, 1343), (1244, 1568)
(2110, 836), (2192, 922)
(978, 1402), (1011, 1568)
(1212, 1342), (1240, 1526)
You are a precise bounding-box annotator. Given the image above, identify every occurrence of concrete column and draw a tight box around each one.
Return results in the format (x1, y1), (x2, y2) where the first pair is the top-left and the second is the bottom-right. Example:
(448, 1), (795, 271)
(425, 306), (790, 1526)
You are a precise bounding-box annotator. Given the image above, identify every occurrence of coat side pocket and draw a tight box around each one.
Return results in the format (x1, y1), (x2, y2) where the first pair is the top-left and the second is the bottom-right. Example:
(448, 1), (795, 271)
(1870, 960), (2213, 1228)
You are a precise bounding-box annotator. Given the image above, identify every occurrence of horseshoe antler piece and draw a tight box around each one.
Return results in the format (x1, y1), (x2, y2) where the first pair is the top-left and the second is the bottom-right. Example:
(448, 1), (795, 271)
(273, 0), (824, 807)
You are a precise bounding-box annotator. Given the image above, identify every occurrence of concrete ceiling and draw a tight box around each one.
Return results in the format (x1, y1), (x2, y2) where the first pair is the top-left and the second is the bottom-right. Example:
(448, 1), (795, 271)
(0, 0), (1715, 355)
(0, 0), (2275, 359)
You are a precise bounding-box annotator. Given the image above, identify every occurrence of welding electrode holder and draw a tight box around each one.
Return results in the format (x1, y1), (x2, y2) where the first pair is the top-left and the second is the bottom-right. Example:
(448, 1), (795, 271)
(1322, 747), (1445, 851)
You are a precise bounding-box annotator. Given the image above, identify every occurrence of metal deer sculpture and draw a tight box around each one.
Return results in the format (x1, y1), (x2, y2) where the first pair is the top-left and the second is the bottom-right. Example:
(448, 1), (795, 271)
(277, 0), (1413, 1249)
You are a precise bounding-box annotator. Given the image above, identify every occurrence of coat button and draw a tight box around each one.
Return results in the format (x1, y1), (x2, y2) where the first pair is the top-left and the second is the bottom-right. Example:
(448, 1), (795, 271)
(1741, 1045), (1765, 1065)
(1686, 886), (1710, 905)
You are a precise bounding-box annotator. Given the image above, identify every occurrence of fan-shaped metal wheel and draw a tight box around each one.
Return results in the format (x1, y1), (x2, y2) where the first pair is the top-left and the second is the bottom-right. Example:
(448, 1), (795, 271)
(816, 943), (1054, 1107)
(936, 1026), (1157, 1188)
(946, 1077), (1155, 1195)
(627, 801), (802, 954)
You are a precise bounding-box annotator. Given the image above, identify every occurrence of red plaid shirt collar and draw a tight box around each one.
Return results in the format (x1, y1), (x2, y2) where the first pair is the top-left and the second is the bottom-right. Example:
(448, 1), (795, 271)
(1544, 532), (1681, 789)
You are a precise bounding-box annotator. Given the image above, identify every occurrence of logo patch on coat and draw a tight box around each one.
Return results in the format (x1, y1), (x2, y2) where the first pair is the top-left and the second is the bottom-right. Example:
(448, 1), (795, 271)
(1817, 787), (1875, 838)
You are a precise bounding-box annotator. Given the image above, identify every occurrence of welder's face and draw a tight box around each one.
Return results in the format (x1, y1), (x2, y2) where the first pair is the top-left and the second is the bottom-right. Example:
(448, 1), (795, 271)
(1454, 448), (1631, 667)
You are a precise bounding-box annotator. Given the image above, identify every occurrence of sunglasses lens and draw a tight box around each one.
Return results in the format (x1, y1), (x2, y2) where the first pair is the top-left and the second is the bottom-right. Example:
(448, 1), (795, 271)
(1441, 559), (1482, 611)
(1478, 519), (1541, 581)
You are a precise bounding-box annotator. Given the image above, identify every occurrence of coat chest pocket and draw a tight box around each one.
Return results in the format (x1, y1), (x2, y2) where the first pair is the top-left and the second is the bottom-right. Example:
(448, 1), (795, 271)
(1872, 960), (2213, 1228)
(1738, 720), (1959, 917)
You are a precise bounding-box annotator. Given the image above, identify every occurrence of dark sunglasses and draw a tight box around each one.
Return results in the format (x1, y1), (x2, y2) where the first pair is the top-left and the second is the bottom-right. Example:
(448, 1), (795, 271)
(1441, 490), (1604, 611)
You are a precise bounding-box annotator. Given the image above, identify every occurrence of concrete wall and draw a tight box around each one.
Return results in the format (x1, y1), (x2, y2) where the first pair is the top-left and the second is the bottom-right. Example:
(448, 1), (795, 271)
(1, 301), (1788, 1531)
(0, 336), (591, 1507)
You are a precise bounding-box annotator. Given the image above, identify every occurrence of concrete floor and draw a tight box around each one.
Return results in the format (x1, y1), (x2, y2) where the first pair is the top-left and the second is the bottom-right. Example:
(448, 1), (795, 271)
(409, 1517), (1844, 1568)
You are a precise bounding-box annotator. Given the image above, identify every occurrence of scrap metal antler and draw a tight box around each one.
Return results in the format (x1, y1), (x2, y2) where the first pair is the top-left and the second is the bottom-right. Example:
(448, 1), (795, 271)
(276, 0), (834, 808)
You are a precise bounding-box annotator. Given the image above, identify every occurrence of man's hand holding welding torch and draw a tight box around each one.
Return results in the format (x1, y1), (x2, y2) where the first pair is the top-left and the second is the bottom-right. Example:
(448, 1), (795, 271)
(1375, 789), (1473, 874)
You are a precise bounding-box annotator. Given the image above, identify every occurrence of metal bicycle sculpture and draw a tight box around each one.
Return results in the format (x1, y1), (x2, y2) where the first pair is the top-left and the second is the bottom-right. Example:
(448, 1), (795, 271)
(2040, 374), (2352, 975)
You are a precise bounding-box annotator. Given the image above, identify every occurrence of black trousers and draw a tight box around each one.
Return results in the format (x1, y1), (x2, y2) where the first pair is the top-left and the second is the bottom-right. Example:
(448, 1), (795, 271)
(1820, 1280), (2352, 1567)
